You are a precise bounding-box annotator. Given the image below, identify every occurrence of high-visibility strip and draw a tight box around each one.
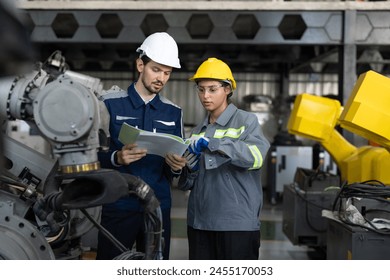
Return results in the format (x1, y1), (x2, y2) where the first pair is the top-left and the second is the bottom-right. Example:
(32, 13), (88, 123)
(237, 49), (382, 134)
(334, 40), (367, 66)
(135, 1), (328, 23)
(214, 126), (245, 139)
(248, 144), (263, 170)
(192, 127), (262, 169)
(190, 132), (205, 138)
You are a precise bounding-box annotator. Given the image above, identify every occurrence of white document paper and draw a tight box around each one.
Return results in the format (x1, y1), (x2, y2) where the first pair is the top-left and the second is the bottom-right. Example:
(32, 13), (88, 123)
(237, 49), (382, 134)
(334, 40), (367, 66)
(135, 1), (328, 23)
(118, 122), (190, 157)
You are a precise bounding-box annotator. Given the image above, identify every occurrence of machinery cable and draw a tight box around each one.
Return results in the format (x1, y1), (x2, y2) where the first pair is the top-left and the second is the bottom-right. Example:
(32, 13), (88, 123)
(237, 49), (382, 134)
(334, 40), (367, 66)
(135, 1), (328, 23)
(80, 208), (128, 254)
(332, 180), (390, 235)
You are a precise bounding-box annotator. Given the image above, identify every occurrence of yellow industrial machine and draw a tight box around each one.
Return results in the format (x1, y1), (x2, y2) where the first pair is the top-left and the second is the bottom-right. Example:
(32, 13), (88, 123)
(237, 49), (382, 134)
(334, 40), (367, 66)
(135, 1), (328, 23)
(338, 70), (390, 151)
(287, 71), (390, 185)
(283, 70), (390, 260)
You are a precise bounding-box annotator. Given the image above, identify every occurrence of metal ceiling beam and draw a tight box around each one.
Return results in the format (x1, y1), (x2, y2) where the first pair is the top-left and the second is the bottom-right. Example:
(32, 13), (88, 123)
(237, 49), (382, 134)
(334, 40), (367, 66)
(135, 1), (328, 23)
(19, 9), (390, 45)
(14, 1), (390, 74)
(17, 1), (390, 11)
(289, 48), (338, 73)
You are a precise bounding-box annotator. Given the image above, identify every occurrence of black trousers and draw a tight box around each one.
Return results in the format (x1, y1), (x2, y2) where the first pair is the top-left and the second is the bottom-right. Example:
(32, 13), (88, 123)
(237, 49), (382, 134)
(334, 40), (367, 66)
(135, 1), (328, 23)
(187, 226), (260, 260)
(96, 208), (171, 260)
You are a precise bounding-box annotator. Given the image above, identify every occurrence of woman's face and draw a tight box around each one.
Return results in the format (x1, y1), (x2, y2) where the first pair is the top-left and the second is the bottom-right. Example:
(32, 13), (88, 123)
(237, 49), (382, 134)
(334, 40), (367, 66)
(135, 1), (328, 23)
(196, 80), (230, 115)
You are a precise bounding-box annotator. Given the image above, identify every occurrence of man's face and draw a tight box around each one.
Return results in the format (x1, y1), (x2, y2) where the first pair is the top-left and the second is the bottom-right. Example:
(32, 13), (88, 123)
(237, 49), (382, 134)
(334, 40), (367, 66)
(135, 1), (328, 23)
(137, 59), (173, 95)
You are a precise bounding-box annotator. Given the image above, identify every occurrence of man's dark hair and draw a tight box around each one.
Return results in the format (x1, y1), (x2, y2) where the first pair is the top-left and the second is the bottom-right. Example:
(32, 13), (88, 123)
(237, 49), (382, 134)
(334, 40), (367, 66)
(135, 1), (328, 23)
(140, 55), (152, 66)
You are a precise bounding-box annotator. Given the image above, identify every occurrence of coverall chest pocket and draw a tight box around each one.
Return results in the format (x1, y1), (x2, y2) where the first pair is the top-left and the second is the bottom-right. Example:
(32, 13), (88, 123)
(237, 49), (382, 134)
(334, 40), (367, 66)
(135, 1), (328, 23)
(152, 120), (177, 134)
(114, 117), (141, 129)
(113, 117), (141, 140)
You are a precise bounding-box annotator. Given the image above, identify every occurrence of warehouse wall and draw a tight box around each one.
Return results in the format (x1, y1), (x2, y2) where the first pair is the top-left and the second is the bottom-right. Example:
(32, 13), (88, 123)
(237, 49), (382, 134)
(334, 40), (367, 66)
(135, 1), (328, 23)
(84, 70), (338, 127)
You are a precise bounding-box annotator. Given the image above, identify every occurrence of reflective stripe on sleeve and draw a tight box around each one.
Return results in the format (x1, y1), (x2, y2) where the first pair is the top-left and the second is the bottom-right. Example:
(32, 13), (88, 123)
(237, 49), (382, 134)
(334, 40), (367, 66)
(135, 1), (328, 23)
(213, 126), (245, 139)
(248, 144), (263, 170)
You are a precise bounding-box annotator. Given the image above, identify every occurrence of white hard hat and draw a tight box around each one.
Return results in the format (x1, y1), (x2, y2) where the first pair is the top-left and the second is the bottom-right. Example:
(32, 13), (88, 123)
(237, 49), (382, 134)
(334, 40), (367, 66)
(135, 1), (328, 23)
(136, 32), (181, 69)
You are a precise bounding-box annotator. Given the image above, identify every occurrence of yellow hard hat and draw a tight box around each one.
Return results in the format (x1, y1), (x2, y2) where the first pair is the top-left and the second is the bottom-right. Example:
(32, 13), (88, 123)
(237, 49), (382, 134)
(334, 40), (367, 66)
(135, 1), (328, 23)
(189, 57), (236, 90)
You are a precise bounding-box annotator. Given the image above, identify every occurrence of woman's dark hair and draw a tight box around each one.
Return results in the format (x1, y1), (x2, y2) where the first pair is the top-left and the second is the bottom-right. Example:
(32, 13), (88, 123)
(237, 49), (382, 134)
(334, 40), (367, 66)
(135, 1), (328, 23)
(222, 81), (233, 102)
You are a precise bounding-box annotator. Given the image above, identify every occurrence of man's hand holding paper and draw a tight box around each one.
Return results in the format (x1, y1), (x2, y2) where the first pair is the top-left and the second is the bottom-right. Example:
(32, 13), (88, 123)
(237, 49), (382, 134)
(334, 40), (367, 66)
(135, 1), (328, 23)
(118, 123), (190, 158)
(116, 143), (147, 165)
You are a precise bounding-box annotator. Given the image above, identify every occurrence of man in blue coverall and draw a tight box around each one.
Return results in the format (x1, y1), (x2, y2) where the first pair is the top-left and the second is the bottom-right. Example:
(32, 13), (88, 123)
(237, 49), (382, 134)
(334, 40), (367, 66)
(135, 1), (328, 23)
(96, 32), (184, 260)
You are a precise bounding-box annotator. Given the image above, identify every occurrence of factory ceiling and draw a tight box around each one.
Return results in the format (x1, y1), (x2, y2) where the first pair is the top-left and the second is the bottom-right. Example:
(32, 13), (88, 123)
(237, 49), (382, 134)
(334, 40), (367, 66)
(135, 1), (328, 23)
(16, 2), (390, 75)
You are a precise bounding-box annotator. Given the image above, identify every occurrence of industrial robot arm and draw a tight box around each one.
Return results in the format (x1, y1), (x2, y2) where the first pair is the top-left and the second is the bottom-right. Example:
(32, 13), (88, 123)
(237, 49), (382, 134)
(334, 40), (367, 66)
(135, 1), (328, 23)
(1, 50), (110, 175)
(0, 51), (162, 260)
(287, 93), (356, 165)
(287, 71), (390, 185)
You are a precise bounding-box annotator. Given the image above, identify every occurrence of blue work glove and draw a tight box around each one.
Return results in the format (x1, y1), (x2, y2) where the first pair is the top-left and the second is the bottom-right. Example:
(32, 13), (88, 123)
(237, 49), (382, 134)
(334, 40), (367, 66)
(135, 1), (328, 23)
(183, 150), (200, 172)
(188, 136), (209, 155)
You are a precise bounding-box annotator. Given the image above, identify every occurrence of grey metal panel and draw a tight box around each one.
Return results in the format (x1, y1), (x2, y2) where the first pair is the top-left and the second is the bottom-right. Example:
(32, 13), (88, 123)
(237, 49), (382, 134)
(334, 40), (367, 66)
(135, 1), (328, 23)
(283, 183), (337, 247)
(23, 9), (390, 45)
(18, 7), (390, 79)
(340, 11), (357, 144)
(275, 146), (313, 193)
(25, 10), (345, 44)
(289, 74), (338, 96)
(17, 1), (390, 12)
(327, 216), (390, 260)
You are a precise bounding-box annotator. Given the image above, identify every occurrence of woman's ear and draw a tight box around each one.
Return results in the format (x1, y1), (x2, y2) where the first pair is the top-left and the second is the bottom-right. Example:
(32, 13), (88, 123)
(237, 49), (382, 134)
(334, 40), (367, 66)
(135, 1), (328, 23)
(225, 85), (232, 96)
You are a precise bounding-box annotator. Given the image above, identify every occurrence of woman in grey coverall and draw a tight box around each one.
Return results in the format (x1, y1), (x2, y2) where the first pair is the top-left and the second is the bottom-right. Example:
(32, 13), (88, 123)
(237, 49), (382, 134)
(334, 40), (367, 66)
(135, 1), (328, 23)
(167, 57), (270, 260)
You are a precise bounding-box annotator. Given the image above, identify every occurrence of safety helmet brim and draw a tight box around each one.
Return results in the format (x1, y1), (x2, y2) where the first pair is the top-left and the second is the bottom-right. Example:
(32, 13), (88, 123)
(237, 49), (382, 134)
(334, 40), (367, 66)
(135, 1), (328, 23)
(136, 32), (181, 69)
(189, 58), (236, 90)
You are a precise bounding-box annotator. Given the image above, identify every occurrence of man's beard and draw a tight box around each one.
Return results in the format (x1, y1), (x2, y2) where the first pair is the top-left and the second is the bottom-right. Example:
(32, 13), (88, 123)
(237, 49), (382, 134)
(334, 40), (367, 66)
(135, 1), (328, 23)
(142, 78), (162, 95)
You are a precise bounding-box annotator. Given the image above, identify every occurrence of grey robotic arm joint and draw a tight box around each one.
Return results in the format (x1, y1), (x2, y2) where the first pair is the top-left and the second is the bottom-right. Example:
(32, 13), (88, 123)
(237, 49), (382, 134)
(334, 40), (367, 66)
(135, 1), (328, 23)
(1, 51), (110, 172)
